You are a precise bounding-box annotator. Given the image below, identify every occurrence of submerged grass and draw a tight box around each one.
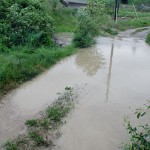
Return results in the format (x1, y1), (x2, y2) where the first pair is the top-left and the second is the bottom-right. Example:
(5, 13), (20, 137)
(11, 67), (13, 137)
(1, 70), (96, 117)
(0, 46), (76, 98)
(3, 87), (76, 150)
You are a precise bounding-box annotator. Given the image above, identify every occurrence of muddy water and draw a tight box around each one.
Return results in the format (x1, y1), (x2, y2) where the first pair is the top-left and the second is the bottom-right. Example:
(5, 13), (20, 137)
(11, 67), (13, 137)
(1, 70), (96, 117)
(0, 36), (150, 149)
(54, 37), (150, 150)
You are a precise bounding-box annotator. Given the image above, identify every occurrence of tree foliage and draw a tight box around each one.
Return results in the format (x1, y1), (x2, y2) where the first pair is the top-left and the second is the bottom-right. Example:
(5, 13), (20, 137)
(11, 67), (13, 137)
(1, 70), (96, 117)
(0, 0), (54, 48)
(73, 0), (107, 48)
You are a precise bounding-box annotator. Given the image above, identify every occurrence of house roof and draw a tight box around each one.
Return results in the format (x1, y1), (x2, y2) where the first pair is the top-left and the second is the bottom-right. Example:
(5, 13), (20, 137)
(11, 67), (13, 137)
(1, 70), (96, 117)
(66, 0), (87, 4)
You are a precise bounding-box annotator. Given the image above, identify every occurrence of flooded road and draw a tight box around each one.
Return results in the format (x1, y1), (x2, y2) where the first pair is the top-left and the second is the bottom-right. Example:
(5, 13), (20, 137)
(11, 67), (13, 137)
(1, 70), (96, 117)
(0, 35), (150, 149)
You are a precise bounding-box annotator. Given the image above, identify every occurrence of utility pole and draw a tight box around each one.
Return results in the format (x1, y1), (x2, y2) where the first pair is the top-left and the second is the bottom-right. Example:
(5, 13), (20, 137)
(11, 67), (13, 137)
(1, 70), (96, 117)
(114, 0), (120, 22)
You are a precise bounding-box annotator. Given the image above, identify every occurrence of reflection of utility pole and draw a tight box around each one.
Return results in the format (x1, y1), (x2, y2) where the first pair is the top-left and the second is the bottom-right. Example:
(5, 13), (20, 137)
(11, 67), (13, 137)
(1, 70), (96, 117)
(114, 0), (120, 22)
(105, 43), (114, 102)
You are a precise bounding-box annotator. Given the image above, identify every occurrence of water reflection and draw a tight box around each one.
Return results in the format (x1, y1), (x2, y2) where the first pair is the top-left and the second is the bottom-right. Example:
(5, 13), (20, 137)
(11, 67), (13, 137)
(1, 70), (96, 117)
(75, 47), (105, 76)
(132, 39), (137, 54)
(105, 43), (114, 102)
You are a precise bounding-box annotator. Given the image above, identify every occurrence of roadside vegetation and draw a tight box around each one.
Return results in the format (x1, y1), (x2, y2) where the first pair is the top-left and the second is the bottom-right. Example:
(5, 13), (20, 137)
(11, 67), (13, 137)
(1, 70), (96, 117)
(73, 0), (111, 48)
(3, 87), (76, 150)
(0, 46), (76, 98)
(146, 33), (150, 45)
(115, 6), (150, 31)
(124, 102), (150, 150)
(0, 0), (150, 97)
(0, 0), (76, 98)
(128, 0), (150, 5)
(73, 0), (150, 48)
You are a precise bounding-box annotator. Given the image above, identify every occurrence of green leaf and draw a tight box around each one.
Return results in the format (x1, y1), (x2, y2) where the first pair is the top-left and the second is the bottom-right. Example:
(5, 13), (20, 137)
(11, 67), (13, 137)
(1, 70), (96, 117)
(137, 112), (141, 119)
(141, 112), (146, 117)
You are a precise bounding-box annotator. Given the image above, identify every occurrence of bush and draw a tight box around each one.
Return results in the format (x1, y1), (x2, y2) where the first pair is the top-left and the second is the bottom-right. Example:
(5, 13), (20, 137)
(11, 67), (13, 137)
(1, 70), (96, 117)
(73, 32), (94, 48)
(0, 0), (54, 48)
(73, 9), (95, 48)
(27, 32), (55, 48)
(73, 0), (107, 48)
(0, 42), (10, 53)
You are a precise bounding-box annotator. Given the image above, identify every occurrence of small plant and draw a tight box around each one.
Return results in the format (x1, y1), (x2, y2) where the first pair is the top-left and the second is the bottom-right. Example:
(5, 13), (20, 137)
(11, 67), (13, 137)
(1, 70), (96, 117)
(39, 118), (50, 130)
(29, 131), (47, 146)
(47, 107), (63, 122)
(25, 119), (38, 127)
(4, 141), (18, 150)
(124, 101), (150, 150)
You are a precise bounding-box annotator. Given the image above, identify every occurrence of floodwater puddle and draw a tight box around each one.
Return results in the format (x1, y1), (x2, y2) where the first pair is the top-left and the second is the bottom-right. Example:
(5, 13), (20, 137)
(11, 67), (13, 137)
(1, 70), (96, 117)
(0, 36), (150, 149)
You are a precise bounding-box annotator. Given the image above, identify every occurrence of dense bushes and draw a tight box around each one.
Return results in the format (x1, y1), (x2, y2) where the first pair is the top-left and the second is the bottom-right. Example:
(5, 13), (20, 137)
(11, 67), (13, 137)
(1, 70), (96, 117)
(0, 0), (54, 48)
(73, 0), (107, 48)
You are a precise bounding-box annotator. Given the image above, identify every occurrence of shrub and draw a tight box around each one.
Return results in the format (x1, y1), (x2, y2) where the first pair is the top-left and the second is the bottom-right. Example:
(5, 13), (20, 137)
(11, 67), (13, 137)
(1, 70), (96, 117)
(0, 0), (54, 48)
(27, 32), (55, 48)
(73, 0), (107, 48)
(0, 42), (10, 53)
(73, 8), (95, 48)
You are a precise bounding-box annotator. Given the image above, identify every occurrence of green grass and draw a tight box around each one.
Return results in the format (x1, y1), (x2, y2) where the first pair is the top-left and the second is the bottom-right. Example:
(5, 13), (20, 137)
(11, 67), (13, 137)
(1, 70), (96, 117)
(101, 0), (150, 5)
(113, 6), (150, 31)
(3, 87), (76, 150)
(146, 33), (150, 45)
(116, 18), (150, 31)
(29, 131), (48, 146)
(128, 0), (150, 5)
(52, 8), (77, 33)
(0, 46), (76, 98)
(4, 141), (18, 150)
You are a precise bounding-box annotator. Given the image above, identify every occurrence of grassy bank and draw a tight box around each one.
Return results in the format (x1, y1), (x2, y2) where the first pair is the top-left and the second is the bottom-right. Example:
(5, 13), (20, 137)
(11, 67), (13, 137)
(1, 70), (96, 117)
(0, 46), (76, 98)
(52, 8), (77, 33)
(115, 6), (150, 31)
(2, 87), (76, 150)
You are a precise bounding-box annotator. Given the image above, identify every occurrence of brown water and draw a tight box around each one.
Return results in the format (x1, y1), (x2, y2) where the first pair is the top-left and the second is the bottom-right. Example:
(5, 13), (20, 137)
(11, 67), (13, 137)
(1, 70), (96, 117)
(0, 36), (150, 149)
